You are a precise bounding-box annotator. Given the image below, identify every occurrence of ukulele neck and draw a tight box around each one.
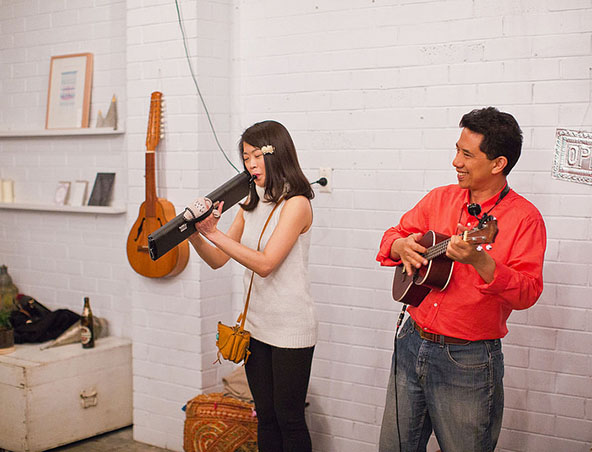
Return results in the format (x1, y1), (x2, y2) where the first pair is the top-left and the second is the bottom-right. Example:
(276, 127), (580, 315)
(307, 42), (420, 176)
(423, 237), (451, 261)
(145, 149), (157, 217)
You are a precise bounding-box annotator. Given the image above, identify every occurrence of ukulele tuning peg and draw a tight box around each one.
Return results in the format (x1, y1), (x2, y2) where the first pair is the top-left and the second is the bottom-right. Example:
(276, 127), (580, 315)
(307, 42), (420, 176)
(476, 245), (483, 252)
(485, 244), (492, 251)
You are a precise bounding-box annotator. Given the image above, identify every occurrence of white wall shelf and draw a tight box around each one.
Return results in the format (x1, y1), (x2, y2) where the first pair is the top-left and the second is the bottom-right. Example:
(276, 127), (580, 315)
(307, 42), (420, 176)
(0, 202), (126, 214)
(0, 128), (124, 138)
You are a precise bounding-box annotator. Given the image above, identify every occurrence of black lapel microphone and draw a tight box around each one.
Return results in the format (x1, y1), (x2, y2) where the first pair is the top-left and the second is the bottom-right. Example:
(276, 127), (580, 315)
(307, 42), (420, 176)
(467, 183), (510, 227)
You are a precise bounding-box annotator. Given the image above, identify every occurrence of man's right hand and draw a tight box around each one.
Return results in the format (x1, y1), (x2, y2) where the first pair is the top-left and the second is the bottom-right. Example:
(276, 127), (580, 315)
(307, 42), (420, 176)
(391, 233), (428, 276)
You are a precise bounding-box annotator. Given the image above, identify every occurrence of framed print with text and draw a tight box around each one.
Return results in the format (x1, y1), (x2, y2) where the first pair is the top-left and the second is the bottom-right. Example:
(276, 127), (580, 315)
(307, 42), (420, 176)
(45, 53), (93, 129)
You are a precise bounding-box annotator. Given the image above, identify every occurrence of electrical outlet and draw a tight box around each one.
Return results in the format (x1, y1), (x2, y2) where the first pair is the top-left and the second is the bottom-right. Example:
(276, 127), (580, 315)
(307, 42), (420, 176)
(319, 167), (332, 193)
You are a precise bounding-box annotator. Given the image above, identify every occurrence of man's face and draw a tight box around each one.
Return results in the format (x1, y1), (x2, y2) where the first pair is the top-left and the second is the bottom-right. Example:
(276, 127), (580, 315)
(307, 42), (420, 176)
(453, 128), (498, 192)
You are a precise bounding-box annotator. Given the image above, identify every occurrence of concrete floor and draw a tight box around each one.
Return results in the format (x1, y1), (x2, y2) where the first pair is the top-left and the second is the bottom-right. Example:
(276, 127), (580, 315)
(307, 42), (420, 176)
(46, 426), (169, 452)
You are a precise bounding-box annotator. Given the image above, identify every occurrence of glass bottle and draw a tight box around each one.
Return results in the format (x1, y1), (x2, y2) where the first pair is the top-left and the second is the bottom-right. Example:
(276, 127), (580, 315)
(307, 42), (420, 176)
(81, 297), (95, 348)
(0, 265), (18, 311)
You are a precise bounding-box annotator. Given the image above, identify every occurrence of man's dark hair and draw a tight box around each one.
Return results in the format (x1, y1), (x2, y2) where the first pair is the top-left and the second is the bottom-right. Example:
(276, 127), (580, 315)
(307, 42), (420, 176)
(459, 107), (523, 175)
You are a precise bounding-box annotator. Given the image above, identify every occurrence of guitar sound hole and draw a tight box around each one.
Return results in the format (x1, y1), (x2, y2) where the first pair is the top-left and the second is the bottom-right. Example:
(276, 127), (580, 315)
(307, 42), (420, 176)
(133, 218), (145, 241)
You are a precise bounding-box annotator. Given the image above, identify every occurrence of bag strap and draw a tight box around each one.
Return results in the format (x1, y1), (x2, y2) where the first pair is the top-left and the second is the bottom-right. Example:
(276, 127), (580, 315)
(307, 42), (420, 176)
(237, 198), (284, 328)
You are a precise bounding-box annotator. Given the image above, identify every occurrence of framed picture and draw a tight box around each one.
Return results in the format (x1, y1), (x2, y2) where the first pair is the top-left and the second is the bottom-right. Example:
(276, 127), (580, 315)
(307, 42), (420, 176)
(69, 180), (89, 206)
(88, 173), (115, 206)
(45, 53), (93, 129)
(54, 181), (71, 206)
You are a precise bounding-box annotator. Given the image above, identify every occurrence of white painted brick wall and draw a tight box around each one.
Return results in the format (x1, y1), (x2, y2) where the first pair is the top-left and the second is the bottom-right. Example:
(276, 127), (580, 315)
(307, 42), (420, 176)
(0, 0), (129, 332)
(2, 0), (592, 451)
(238, 1), (592, 451)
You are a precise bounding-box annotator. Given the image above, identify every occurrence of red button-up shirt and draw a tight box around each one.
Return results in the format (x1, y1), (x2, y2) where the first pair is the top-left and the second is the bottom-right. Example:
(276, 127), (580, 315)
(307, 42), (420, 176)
(376, 184), (546, 340)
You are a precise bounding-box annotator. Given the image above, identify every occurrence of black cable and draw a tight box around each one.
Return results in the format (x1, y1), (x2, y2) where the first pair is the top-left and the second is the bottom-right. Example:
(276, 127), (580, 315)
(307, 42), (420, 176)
(174, 0), (240, 173)
(310, 177), (328, 186)
(394, 304), (407, 452)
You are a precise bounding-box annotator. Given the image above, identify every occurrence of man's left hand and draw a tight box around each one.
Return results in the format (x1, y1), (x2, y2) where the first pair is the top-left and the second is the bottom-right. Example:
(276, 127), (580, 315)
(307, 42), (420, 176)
(447, 223), (495, 283)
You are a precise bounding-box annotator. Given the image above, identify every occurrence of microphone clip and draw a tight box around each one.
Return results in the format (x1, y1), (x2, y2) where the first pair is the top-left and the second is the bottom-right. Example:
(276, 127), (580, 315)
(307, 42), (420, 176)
(467, 203), (493, 228)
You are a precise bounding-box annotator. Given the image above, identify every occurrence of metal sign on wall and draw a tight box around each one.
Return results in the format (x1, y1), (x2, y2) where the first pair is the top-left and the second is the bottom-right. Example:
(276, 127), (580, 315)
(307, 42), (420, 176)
(552, 128), (592, 186)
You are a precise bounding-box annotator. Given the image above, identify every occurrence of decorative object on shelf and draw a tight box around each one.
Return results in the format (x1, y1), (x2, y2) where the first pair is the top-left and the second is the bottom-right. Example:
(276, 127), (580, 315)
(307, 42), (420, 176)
(88, 172), (115, 206)
(127, 91), (189, 278)
(46, 53), (93, 129)
(1, 179), (14, 203)
(0, 265), (18, 311)
(54, 181), (71, 206)
(69, 180), (88, 207)
(96, 94), (118, 130)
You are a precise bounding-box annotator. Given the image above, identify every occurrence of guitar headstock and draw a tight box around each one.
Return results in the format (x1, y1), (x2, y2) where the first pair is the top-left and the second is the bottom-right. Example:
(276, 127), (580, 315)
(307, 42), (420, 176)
(146, 91), (163, 151)
(462, 218), (499, 245)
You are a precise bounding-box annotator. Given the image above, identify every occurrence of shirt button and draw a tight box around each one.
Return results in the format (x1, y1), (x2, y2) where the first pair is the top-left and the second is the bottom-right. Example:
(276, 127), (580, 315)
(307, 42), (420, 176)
(424, 327), (428, 330)
(434, 303), (438, 307)
(467, 222), (471, 226)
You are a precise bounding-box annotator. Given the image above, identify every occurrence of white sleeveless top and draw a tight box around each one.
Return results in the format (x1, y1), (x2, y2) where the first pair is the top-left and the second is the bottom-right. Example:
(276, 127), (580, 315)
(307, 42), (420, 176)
(240, 185), (317, 348)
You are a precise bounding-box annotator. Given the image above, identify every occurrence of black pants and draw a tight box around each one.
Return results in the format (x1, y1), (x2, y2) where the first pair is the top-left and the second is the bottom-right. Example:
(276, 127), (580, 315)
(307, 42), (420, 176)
(245, 337), (315, 452)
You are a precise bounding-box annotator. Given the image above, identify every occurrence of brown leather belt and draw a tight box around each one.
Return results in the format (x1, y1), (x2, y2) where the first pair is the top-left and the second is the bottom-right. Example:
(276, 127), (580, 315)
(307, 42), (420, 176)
(413, 320), (471, 345)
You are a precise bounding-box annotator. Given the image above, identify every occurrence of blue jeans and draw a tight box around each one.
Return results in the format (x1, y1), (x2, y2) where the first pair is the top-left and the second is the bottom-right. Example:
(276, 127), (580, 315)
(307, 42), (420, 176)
(379, 318), (504, 452)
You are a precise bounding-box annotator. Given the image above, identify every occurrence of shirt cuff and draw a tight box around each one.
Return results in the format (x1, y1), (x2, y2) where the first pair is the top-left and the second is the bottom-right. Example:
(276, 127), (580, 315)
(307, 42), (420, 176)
(376, 239), (401, 266)
(475, 262), (510, 293)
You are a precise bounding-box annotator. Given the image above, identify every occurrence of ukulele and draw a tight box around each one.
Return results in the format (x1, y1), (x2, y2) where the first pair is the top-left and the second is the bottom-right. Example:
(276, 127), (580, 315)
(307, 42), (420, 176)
(391, 219), (498, 307)
(126, 92), (189, 278)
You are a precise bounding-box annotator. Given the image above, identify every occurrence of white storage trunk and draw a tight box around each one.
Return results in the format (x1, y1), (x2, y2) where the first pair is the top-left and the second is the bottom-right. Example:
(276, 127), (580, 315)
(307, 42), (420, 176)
(0, 336), (132, 452)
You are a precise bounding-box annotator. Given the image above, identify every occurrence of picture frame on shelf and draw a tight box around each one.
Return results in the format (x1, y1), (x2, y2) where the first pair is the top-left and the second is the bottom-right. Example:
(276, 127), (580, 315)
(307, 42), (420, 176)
(69, 180), (89, 207)
(54, 181), (71, 206)
(45, 53), (93, 129)
(88, 173), (115, 206)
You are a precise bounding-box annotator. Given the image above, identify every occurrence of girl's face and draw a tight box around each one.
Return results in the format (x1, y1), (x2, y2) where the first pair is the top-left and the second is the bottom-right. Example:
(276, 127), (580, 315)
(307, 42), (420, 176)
(242, 142), (266, 187)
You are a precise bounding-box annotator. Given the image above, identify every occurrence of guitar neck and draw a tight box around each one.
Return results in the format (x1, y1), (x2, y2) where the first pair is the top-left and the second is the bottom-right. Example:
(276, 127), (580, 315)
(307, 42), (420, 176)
(145, 150), (157, 217)
(422, 220), (498, 262)
(144, 91), (163, 219)
(424, 238), (451, 261)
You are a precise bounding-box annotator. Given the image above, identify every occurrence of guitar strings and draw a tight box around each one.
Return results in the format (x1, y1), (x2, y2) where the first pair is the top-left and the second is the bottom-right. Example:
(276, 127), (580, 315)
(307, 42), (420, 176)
(174, 0), (240, 173)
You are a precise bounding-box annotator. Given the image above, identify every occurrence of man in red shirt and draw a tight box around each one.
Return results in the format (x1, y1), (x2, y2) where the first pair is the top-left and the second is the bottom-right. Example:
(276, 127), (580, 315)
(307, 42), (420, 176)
(376, 107), (546, 452)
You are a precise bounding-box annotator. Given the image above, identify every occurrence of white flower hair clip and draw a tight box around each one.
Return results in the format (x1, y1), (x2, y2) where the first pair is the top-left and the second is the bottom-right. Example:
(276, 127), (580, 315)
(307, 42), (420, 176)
(261, 145), (275, 155)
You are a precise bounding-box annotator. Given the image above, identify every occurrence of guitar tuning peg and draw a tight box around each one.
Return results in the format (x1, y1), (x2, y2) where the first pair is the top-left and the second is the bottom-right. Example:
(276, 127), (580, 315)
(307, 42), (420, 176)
(485, 244), (492, 250)
(476, 245), (483, 252)
(160, 133), (164, 139)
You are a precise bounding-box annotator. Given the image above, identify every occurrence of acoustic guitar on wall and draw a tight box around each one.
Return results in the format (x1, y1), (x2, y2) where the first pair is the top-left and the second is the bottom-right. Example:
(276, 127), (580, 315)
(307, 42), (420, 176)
(126, 92), (189, 278)
(391, 219), (498, 307)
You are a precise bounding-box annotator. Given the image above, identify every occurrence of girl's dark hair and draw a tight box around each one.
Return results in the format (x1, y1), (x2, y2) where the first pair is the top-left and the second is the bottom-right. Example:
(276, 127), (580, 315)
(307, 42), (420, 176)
(239, 120), (314, 211)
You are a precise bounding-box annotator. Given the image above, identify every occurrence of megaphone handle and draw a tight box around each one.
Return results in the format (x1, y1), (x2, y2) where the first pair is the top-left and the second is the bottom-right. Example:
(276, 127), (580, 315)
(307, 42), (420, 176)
(183, 204), (214, 225)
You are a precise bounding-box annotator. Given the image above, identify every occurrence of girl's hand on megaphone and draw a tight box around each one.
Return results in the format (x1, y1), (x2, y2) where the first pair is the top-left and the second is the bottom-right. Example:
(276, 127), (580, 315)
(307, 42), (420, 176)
(195, 201), (224, 237)
(183, 197), (212, 222)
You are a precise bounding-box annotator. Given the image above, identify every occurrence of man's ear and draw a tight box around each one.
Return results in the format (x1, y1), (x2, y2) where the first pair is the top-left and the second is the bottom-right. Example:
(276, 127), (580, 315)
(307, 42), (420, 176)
(491, 156), (508, 175)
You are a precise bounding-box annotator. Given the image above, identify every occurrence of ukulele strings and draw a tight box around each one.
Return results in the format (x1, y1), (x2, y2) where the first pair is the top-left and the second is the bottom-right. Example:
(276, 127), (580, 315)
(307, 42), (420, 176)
(424, 238), (451, 261)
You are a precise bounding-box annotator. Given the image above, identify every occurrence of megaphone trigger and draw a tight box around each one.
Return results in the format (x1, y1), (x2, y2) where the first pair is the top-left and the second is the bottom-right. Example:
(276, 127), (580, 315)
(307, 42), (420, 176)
(212, 201), (223, 219)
